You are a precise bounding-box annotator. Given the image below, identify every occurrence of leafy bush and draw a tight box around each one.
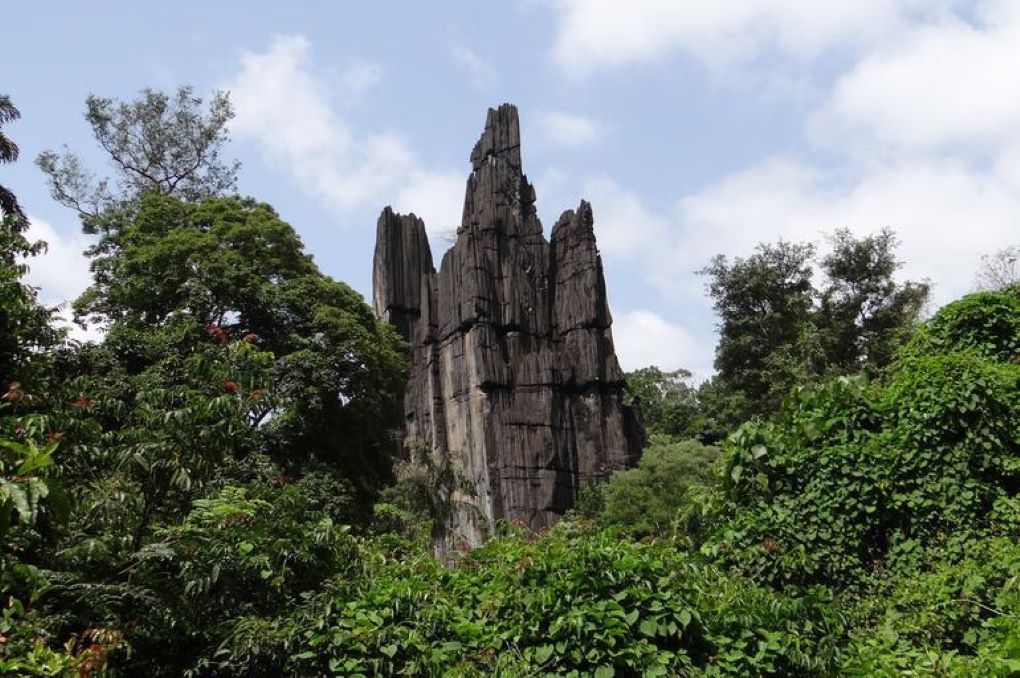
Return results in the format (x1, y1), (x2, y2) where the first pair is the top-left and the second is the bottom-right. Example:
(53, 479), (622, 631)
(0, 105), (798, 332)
(842, 531), (1020, 675)
(103, 474), (360, 674)
(599, 435), (721, 537)
(711, 290), (1020, 588)
(901, 290), (1020, 363)
(212, 522), (841, 677)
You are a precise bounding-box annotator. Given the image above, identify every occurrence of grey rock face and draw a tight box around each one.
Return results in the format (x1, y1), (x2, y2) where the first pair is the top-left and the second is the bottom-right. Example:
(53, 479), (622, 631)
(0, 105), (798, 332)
(373, 104), (642, 550)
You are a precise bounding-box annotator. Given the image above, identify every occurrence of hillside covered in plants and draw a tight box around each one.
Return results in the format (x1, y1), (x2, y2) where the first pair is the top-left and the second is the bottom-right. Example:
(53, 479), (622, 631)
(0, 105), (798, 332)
(2, 89), (1019, 677)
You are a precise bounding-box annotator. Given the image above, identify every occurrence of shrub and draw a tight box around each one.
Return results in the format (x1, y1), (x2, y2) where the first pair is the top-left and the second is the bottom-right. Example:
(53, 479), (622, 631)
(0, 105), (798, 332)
(600, 435), (721, 538)
(214, 522), (842, 677)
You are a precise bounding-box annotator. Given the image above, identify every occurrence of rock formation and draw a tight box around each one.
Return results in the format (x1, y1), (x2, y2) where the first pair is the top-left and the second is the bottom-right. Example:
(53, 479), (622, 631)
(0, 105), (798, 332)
(373, 104), (642, 550)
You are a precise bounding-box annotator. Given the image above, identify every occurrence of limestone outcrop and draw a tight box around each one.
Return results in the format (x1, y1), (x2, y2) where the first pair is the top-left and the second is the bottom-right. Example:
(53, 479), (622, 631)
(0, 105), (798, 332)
(373, 104), (642, 549)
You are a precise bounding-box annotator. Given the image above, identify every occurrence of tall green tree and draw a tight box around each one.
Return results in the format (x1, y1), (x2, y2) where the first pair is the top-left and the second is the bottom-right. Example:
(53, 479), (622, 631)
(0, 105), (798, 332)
(69, 192), (406, 484)
(701, 241), (816, 423)
(35, 87), (405, 483)
(0, 98), (80, 676)
(0, 95), (27, 228)
(815, 228), (929, 376)
(0, 95), (58, 393)
(700, 231), (929, 427)
(624, 366), (702, 439)
(11, 92), (404, 669)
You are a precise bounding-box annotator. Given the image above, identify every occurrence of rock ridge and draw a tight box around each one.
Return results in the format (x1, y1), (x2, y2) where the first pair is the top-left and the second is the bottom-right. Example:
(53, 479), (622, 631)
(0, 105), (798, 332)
(372, 103), (643, 551)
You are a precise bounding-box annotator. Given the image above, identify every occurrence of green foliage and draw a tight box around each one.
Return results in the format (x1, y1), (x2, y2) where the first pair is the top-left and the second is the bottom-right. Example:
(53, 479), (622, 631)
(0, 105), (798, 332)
(70, 192), (406, 479)
(0, 414), (63, 537)
(213, 523), (841, 677)
(815, 228), (929, 376)
(625, 367), (705, 438)
(0, 95), (59, 391)
(599, 435), (721, 538)
(75, 193), (313, 326)
(0, 596), (85, 677)
(0, 94), (28, 226)
(712, 289), (1020, 591)
(46, 335), (274, 560)
(701, 240), (817, 423)
(901, 290), (1020, 363)
(842, 532), (1020, 675)
(701, 230), (929, 427)
(111, 475), (361, 675)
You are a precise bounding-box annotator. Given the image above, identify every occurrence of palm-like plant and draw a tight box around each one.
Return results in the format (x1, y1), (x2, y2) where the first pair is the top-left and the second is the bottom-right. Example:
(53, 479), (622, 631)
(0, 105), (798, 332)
(0, 95), (27, 228)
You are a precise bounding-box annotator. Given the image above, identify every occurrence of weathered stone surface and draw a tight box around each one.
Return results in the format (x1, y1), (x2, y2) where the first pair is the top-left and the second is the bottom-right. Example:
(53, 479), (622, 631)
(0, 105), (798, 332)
(372, 104), (642, 551)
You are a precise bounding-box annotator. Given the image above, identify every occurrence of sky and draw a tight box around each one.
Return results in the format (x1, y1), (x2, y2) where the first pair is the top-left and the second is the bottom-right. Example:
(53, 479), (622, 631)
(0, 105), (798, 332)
(3, 0), (1017, 378)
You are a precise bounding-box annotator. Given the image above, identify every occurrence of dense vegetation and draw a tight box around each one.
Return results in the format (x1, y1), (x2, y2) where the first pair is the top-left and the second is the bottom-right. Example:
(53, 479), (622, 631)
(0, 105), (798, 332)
(2, 88), (1018, 676)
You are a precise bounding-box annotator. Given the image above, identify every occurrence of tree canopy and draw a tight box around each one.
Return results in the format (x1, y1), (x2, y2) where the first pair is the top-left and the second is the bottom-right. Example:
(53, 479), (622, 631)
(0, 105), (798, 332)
(700, 230), (929, 427)
(37, 86), (239, 221)
(624, 366), (702, 439)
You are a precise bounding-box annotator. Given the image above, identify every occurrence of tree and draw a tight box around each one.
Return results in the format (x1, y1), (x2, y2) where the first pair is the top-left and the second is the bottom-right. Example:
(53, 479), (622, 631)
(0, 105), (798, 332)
(700, 241), (816, 423)
(815, 228), (929, 376)
(36, 86), (239, 221)
(624, 366), (702, 439)
(35, 86), (404, 488)
(0, 95), (27, 229)
(0, 95), (58, 392)
(68, 192), (406, 486)
(716, 288), (1020, 588)
(975, 245), (1020, 291)
(1, 96), (60, 537)
(599, 435), (720, 536)
(1, 216), (58, 390)
(14, 194), (403, 672)
(701, 231), (928, 428)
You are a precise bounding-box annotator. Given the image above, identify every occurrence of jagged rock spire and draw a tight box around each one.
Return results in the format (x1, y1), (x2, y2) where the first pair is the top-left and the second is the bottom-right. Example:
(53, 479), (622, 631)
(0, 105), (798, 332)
(373, 104), (642, 552)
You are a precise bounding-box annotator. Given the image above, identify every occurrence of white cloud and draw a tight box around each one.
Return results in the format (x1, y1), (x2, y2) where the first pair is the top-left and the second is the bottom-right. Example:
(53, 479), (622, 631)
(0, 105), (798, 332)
(450, 44), (497, 89)
(588, 153), (1016, 307)
(535, 111), (607, 147)
(229, 35), (463, 235)
(22, 216), (101, 343)
(394, 171), (466, 240)
(612, 309), (709, 376)
(23, 217), (91, 308)
(812, 8), (1020, 157)
(582, 175), (671, 261)
(664, 158), (1017, 304)
(550, 0), (1020, 379)
(587, 154), (1019, 376)
(549, 0), (952, 75)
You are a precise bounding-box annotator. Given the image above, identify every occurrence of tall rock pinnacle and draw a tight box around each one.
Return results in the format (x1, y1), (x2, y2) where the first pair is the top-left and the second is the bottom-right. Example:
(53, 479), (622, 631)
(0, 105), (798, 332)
(373, 104), (642, 551)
